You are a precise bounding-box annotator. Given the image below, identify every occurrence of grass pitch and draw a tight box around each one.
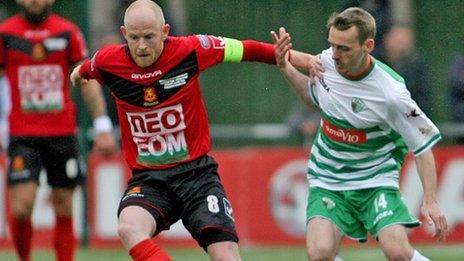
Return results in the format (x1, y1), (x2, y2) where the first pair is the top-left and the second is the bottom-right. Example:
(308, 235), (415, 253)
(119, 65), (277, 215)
(0, 245), (463, 260)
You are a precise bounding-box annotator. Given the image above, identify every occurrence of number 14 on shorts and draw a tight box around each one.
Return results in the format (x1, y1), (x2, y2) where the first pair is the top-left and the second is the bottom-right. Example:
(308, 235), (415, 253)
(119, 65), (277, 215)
(374, 193), (388, 213)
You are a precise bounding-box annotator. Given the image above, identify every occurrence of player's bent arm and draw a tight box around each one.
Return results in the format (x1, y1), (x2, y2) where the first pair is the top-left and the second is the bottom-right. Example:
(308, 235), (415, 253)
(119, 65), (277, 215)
(289, 50), (312, 69)
(80, 79), (109, 120)
(231, 37), (319, 75)
(279, 63), (313, 108)
(75, 63), (117, 156)
(271, 27), (323, 76)
(289, 50), (322, 72)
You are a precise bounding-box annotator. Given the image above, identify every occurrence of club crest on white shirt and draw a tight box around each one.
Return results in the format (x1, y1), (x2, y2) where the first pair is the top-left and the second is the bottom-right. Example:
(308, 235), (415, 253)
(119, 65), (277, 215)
(351, 97), (366, 113)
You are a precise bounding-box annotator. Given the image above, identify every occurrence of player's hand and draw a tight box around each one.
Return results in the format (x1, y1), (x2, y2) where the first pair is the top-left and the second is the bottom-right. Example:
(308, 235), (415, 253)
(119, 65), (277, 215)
(421, 200), (448, 241)
(70, 65), (88, 86)
(307, 54), (324, 85)
(93, 132), (117, 157)
(271, 27), (292, 69)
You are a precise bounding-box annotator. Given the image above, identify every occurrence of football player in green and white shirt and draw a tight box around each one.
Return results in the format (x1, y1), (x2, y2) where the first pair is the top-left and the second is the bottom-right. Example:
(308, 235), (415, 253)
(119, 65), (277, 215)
(272, 7), (447, 261)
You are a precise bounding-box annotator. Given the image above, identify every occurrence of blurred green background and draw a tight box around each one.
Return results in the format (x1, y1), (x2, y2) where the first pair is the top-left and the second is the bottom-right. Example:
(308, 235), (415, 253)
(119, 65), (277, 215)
(1, 0), (463, 146)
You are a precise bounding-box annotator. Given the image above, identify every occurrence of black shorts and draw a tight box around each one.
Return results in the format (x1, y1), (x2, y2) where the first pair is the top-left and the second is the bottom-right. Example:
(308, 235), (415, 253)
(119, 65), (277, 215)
(7, 136), (83, 188)
(117, 155), (238, 251)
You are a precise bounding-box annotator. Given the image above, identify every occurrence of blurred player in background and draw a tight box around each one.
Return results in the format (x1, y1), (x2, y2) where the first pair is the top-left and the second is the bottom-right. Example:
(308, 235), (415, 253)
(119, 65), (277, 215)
(447, 53), (464, 144)
(285, 102), (321, 148)
(382, 25), (432, 117)
(273, 7), (447, 261)
(0, 0), (116, 260)
(71, 0), (318, 260)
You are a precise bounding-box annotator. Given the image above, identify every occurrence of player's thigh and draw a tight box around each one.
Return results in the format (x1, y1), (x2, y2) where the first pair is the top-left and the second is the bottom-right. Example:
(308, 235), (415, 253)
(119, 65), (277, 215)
(359, 187), (420, 239)
(118, 205), (159, 249)
(307, 187), (367, 242)
(178, 157), (238, 252)
(117, 179), (181, 237)
(7, 137), (42, 186)
(306, 217), (343, 255)
(43, 136), (82, 188)
(119, 206), (157, 233)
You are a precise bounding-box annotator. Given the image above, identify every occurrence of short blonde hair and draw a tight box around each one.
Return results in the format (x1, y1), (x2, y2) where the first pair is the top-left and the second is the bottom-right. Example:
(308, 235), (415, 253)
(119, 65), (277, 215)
(327, 7), (376, 44)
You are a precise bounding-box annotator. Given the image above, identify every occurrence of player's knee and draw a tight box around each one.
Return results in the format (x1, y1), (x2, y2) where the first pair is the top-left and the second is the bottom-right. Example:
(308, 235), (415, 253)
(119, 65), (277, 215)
(118, 206), (158, 246)
(9, 184), (36, 218)
(11, 201), (33, 219)
(51, 194), (73, 215)
(10, 195), (35, 218)
(118, 217), (153, 242)
(379, 228), (413, 260)
(381, 242), (413, 261)
(207, 241), (240, 261)
(383, 248), (413, 261)
(306, 242), (337, 261)
(117, 221), (140, 241)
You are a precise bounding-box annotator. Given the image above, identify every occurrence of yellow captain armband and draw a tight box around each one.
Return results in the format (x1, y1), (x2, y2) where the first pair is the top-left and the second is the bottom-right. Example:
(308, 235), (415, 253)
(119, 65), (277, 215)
(223, 37), (244, 63)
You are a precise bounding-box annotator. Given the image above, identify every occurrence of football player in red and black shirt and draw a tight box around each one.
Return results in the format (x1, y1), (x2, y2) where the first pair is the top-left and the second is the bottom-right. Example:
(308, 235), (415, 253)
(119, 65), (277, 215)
(0, 0), (117, 260)
(72, 0), (319, 260)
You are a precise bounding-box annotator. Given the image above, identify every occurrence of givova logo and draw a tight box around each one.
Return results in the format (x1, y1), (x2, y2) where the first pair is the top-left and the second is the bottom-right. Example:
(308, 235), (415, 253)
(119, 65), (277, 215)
(127, 104), (189, 165)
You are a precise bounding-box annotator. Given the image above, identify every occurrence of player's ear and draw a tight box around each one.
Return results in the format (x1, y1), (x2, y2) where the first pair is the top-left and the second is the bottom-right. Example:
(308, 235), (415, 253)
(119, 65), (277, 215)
(365, 38), (375, 53)
(120, 26), (128, 39)
(162, 24), (170, 40)
(48, 0), (56, 5)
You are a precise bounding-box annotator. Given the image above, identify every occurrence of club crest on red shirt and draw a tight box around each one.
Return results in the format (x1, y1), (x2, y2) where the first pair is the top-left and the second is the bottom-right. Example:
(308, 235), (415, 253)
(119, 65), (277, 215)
(12, 156), (25, 171)
(32, 43), (46, 61)
(143, 86), (158, 106)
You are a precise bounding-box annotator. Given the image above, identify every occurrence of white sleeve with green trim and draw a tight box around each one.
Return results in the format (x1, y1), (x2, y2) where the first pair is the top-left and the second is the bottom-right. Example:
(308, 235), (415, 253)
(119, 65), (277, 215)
(385, 86), (441, 156)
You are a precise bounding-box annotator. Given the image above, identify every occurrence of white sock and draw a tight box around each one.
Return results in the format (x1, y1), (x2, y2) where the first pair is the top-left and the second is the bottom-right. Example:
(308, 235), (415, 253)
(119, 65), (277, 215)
(411, 250), (429, 261)
(334, 255), (344, 261)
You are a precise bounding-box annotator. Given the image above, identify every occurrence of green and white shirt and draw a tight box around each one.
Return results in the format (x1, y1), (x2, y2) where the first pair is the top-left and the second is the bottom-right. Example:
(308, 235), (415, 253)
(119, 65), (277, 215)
(308, 48), (441, 191)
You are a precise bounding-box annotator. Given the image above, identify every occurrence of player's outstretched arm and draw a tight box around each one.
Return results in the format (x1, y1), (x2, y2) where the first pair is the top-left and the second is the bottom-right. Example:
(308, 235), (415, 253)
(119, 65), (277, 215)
(415, 149), (448, 241)
(271, 27), (314, 109)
